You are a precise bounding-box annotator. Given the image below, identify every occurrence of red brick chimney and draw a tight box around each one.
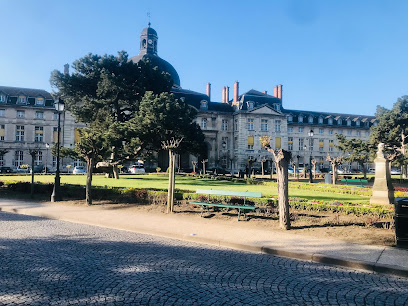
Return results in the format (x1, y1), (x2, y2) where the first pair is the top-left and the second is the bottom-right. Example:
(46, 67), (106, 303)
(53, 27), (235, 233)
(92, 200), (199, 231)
(206, 82), (211, 100)
(233, 81), (239, 103)
(225, 86), (229, 103)
(277, 84), (282, 100)
(274, 86), (278, 98)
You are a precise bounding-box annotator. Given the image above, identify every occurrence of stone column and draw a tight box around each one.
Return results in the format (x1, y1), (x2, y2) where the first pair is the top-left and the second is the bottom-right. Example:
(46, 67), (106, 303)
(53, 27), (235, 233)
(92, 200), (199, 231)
(370, 143), (394, 205)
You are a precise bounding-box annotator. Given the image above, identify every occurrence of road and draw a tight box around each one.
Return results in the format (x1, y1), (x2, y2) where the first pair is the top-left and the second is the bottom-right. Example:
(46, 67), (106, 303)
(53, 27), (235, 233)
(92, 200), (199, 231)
(0, 211), (407, 305)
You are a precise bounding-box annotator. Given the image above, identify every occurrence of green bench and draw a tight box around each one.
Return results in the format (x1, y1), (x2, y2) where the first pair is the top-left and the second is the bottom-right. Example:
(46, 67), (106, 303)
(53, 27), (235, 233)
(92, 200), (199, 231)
(340, 178), (368, 187)
(190, 189), (262, 221)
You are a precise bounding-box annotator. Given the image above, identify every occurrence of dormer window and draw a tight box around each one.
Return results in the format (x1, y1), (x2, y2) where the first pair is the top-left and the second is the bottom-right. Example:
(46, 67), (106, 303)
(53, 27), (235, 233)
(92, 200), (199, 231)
(356, 120), (360, 127)
(328, 118), (333, 125)
(288, 115), (293, 122)
(273, 104), (281, 111)
(298, 115), (303, 123)
(318, 117), (323, 124)
(247, 101), (254, 110)
(347, 119), (351, 126)
(337, 118), (342, 125)
(373, 121), (378, 127)
(308, 116), (314, 124)
(17, 95), (26, 104)
(0, 94), (6, 103)
(200, 100), (208, 111)
(35, 97), (45, 106)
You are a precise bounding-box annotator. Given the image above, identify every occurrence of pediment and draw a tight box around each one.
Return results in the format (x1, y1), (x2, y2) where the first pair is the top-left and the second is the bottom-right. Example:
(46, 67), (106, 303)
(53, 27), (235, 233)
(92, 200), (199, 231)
(248, 105), (283, 116)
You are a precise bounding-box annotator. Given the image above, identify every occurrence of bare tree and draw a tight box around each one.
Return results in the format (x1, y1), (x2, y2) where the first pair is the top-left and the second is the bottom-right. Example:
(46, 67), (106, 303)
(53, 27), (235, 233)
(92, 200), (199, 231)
(326, 154), (343, 185)
(311, 159), (317, 179)
(201, 159), (208, 175)
(192, 160), (198, 173)
(260, 136), (292, 230)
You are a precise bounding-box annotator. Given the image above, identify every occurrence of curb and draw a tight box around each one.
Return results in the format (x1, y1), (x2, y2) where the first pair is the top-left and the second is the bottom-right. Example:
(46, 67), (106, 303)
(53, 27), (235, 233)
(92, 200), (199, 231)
(1, 206), (408, 278)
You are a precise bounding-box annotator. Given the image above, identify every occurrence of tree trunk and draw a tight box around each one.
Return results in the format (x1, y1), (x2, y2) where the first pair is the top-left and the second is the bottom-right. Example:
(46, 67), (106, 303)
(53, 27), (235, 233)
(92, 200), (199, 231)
(361, 163), (367, 180)
(112, 165), (120, 179)
(332, 164), (336, 185)
(31, 154), (35, 198)
(277, 157), (290, 230)
(261, 161), (264, 177)
(86, 158), (94, 205)
(171, 152), (176, 212)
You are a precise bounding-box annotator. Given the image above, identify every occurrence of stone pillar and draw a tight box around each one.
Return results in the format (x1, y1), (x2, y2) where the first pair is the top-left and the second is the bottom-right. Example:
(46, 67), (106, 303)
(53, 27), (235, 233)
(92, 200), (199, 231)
(370, 143), (394, 205)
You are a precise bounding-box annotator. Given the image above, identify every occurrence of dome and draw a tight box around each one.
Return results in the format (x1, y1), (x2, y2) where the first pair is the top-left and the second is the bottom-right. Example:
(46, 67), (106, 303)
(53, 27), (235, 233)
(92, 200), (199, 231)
(130, 53), (181, 87)
(130, 24), (180, 87)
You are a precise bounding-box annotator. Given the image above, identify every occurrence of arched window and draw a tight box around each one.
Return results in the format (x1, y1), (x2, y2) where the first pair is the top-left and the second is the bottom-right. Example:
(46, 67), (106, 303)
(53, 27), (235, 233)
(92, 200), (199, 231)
(142, 39), (146, 48)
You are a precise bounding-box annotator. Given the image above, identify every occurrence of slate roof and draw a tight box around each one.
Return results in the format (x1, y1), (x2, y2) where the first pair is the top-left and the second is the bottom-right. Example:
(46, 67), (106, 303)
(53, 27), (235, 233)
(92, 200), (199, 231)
(238, 89), (281, 111)
(0, 85), (54, 108)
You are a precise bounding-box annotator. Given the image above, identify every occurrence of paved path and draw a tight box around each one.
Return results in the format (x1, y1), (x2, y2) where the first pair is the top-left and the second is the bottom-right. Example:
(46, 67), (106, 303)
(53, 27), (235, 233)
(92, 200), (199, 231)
(1, 211), (408, 305)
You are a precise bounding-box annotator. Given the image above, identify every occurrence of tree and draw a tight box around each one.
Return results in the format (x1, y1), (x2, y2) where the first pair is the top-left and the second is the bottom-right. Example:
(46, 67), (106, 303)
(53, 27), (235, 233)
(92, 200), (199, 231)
(370, 96), (408, 178)
(326, 154), (343, 184)
(336, 134), (371, 179)
(260, 136), (291, 230)
(50, 51), (173, 178)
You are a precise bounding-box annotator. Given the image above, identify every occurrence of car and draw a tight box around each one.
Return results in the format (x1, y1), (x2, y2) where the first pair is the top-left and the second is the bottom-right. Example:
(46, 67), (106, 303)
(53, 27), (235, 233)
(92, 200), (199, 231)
(368, 168), (375, 173)
(0, 166), (13, 173)
(73, 166), (86, 174)
(15, 166), (30, 173)
(391, 167), (401, 175)
(129, 163), (145, 174)
(312, 168), (321, 174)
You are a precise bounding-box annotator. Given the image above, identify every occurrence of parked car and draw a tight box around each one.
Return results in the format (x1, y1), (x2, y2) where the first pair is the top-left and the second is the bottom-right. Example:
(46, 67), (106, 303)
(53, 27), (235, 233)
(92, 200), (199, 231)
(129, 163), (145, 174)
(368, 168), (375, 173)
(320, 167), (330, 173)
(33, 165), (44, 173)
(16, 166), (30, 173)
(391, 167), (401, 175)
(0, 166), (13, 173)
(73, 166), (86, 174)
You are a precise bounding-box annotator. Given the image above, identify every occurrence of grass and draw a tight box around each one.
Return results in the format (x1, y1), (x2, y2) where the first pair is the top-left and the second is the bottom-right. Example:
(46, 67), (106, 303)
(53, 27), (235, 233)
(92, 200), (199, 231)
(1, 173), (369, 203)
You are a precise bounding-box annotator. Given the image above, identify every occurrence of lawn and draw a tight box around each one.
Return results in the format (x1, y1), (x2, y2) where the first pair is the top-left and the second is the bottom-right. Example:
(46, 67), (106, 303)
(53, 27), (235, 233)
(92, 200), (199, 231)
(1, 173), (369, 203)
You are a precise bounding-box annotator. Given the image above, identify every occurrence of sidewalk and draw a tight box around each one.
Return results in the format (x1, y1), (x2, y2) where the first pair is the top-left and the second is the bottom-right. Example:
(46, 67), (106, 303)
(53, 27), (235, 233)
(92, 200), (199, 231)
(0, 198), (407, 278)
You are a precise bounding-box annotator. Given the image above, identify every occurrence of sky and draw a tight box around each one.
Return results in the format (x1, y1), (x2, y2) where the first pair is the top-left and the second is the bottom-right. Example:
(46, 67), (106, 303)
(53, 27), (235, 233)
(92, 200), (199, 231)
(1, 0), (408, 116)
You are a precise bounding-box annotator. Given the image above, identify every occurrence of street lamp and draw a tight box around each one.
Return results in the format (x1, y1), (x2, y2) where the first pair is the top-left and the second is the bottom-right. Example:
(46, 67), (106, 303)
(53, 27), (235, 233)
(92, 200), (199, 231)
(51, 99), (64, 202)
(308, 129), (314, 183)
(45, 143), (50, 174)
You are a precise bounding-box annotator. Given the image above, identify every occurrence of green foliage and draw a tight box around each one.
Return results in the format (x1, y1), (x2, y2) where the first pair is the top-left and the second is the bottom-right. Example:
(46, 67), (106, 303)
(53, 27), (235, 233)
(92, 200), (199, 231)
(51, 143), (79, 159)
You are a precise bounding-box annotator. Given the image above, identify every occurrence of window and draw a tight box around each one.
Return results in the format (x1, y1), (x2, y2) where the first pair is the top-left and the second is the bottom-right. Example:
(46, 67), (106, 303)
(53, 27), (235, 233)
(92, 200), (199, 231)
(365, 131), (370, 137)
(221, 156), (227, 167)
(247, 102), (254, 110)
(347, 119), (351, 126)
(247, 136), (254, 150)
(0, 155), (3, 166)
(299, 138), (304, 151)
(310, 139), (314, 151)
(275, 137), (281, 149)
(288, 115), (293, 122)
(247, 119), (254, 131)
(318, 117), (323, 124)
(14, 151), (24, 167)
(288, 127), (293, 133)
(298, 127), (304, 133)
(347, 130), (352, 136)
(0, 124), (4, 141)
(35, 111), (44, 119)
(35, 97), (45, 106)
(53, 156), (57, 167)
(17, 96), (26, 104)
(275, 120), (281, 132)
(319, 139), (324, 152)
(234, 119), (238, 131)
(329, 129), (333, 135)
(288, 137), (293, 150)
(337, 118), (342, 125)
(35, 151), (43, 166)
(308, 116), (313, 124)
(329, 140), (334, 152)
(35, 126), (44, 142)
(73, 159), (84, 167)
(201, 118), (207, 129)
(373, 121), (378, 127)
(53, 127), (60, 143)
(0, 94), (6, 103)
(319, 128), (323, 134)
(222, 119), (228, 131)
(298, 115), (303, 123)
(274, 104), (281, 111)
(338, 129), (343, 135)
(328, 118), (333, 125)
(16, 125), (24, 142)
(222, 136), (228, 149)
(261, 119), (268, 131)
(54, 112), (58, 120)
(17, 110), (25, 118)
(356, 120), (360, 127)
(200, 100), (208, 110)
(0, 109), (4, 117)
(357, 131), (361, 136)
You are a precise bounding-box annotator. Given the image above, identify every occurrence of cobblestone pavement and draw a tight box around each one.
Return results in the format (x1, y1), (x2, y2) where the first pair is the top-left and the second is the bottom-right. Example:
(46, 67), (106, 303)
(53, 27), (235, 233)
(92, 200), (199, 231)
(0, 212), (408, 305)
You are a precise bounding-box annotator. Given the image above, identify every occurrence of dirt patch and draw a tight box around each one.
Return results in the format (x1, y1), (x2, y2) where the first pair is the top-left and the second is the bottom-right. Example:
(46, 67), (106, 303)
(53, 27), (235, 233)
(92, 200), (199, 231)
(55, 199), (396, 247)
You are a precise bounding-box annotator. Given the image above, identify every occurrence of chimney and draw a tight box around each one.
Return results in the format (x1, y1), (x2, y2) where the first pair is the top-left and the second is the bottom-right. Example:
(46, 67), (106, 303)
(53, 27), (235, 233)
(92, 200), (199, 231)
(262, 90), (267, 95)
(277, 84), (283, 100)
(222, 87), (226, 103)
(225, 86), (229, 103)
(233, 81), (239, 103)
(274, 86), (278, 98)
(206, 82), (211, 100)
(64, 64), (69, 75)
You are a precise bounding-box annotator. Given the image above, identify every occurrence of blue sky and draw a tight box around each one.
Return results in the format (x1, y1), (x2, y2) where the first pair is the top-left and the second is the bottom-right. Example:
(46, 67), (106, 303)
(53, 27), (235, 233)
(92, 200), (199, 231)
(1, 0), (407, 115)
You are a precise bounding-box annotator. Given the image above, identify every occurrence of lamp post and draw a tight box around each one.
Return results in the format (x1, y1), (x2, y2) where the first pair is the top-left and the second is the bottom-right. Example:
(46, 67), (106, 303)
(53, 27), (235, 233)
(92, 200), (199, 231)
(308, 129), (314, 183)
(45, 143), (50, 174)
(51, 99), (64, 202)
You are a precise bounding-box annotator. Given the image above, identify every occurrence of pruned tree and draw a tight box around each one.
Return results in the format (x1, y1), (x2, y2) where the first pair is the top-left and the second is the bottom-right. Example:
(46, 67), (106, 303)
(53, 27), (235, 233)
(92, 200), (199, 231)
(336, 134), (371, 179)
(192, 161), (197, 173)
(260, 136), (292, 230)
(201, 159), (208, 175)
(326, 154), (343, 185)
(311, 159), (317, 179)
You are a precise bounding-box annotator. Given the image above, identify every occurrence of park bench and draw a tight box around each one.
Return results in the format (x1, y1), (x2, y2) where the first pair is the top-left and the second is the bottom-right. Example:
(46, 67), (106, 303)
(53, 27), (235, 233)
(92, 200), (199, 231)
(190, 189), (262, 221)
(340, 178), (368, 187)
